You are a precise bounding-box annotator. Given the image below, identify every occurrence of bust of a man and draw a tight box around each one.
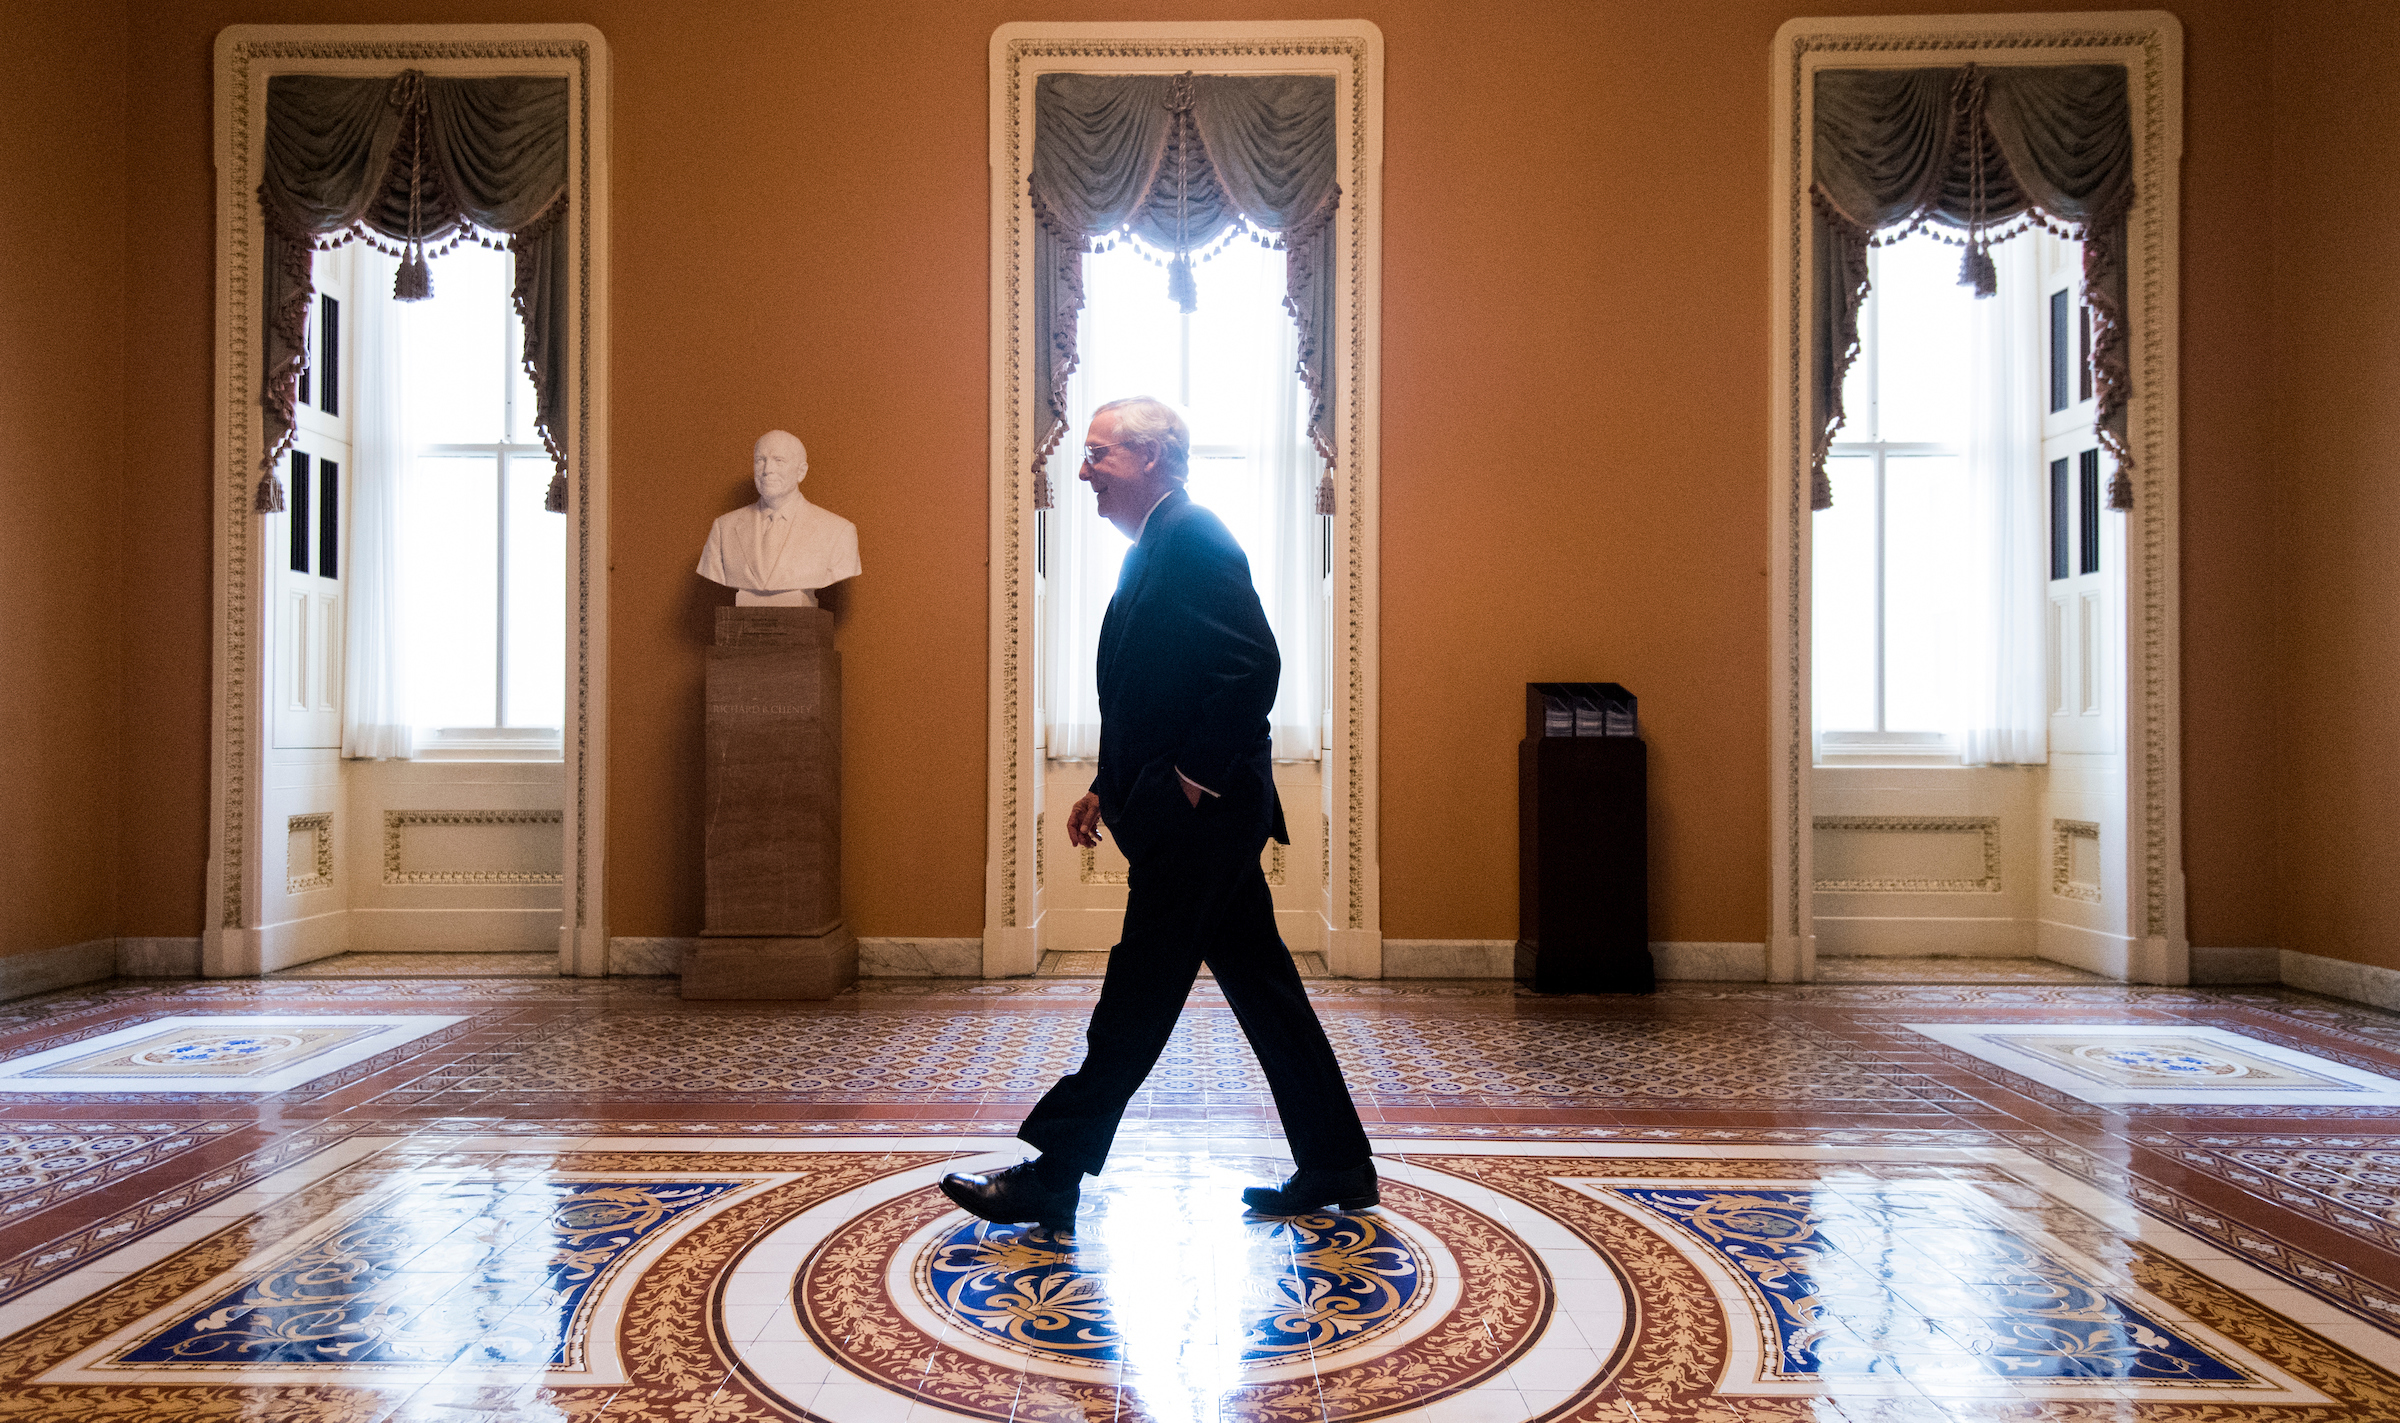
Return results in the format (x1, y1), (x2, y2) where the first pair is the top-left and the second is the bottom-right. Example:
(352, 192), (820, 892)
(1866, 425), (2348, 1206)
(696, 430), (861, 607)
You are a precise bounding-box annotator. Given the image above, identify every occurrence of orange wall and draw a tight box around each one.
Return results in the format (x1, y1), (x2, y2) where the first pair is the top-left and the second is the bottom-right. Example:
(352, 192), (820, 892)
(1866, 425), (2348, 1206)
(90, 0), (2286, 951)
(2271, 2), (2400, 970)
(0, 2), (127, 959)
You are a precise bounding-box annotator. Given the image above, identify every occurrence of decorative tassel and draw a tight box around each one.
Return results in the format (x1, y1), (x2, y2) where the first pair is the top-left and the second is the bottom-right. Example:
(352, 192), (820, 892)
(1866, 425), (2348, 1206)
(1315, 474), (1335, 516)
(391, 71), (433, 302)
(1958, 243), (1998, 299)
(2106, 470), (2133, 511)
(1953, 66), (2000, 300)
(255, 472), (286, 514)
(544, 471), (568, 513)
(394, 250), (432, 301)
(1033, 470), (1053, 512)
(1166, 254), (1197, 314)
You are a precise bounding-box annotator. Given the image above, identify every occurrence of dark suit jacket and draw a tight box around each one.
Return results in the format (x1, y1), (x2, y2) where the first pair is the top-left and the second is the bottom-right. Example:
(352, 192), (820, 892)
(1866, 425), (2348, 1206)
(1090, 489), (1291, 865)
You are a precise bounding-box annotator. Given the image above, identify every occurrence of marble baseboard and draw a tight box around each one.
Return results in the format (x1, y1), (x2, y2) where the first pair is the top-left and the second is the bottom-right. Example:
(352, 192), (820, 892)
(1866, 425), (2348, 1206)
(1379, 941), (1770, 983)
(1381, 940), (1514, 978)
(607, 938), (690, 976)
(0, 937), (121, 1003)
(118, 936), (203, 977)
(1653, 941), (1768, 981)
(860, 938), (983, 977)
(608, 937), (987, 978)
(2191, 946), (2280, 985)
(2280, 948), (2400, 1012)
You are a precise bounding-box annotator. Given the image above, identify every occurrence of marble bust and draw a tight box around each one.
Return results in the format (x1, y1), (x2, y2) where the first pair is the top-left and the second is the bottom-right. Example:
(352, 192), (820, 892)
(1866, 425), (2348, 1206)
(696, 430), (861, 607)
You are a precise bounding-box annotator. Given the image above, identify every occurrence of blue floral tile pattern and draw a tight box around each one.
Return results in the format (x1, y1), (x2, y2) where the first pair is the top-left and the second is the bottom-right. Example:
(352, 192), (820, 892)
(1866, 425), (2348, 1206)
(919, 1210), (1425, 1364)
(115, 1178), (738, 1368)
(1610, 1186), (2248, 1383)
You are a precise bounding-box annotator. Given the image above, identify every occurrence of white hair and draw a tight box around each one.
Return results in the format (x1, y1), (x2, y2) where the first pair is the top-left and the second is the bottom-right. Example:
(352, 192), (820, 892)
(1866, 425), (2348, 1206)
(1094, 396), (1189, 483)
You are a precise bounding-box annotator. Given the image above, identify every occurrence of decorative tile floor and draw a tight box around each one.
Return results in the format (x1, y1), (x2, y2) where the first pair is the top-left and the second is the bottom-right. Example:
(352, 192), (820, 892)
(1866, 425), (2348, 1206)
(0, 973), (2397, 1420)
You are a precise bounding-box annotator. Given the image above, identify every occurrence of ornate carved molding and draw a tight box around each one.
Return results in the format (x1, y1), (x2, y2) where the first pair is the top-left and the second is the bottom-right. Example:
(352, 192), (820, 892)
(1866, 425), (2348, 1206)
(2052, 818), (2103, 903)
(382, 809), (565, 886)
(284, 813), (333, 895)
(1772, 13), (2182, 965)
(211, 26), (606, 953)
(1077, 847), (1126, 887)
(1813, 815), (2002, 893)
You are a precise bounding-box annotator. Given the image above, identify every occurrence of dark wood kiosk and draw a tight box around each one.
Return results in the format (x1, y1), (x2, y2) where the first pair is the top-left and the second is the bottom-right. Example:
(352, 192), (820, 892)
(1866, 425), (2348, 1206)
(1516, 683), (1652, 994)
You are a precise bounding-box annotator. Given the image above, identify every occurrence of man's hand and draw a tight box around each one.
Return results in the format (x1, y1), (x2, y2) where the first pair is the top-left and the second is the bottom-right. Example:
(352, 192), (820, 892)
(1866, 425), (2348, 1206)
(1181, 776), (1203, 807)
(1066, 792), (1105, 849)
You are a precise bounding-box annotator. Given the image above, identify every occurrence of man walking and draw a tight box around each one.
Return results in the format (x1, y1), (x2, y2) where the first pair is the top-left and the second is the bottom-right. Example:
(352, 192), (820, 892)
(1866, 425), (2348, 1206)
(941, 397), (1375, 1229)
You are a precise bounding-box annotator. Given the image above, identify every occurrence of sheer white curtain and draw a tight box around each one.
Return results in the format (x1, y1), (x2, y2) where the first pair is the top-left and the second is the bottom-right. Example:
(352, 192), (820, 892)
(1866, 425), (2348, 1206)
(1044, 237), (1323, 762)
(1958, 235), (2049, 766)
(341, 246), (413, 759)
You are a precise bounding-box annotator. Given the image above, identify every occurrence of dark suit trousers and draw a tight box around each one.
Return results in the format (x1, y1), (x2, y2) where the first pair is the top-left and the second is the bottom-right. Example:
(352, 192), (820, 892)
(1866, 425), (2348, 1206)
(1017, 813), (1371, 1176)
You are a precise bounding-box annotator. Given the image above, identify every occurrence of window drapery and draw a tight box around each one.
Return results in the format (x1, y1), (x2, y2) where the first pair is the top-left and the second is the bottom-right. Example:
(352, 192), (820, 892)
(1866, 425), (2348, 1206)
(1030, 72), (1340, 509)
(1812, 63), (2133, 512)
(257, 71), (569, 514)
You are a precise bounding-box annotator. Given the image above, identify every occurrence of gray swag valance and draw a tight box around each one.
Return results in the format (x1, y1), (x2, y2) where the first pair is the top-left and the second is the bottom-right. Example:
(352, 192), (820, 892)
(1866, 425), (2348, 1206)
(1032, 72), (1339, 510)
(257, 71), (569, 514)
(1812, 63), (2134, 511)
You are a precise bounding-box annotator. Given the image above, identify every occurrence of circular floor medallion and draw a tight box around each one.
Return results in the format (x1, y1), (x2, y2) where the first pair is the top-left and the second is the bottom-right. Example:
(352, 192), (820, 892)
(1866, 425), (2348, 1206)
(767, 1159), (1569, 1422)
(915, 1206), (1433, 1366)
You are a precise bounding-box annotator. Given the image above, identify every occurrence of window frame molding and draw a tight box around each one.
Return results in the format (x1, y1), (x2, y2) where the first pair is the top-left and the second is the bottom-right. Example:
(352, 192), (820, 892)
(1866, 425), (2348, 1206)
(1769, 10), (2183, 984)
(206, 24), (612, 977)
(985, 21), (1384, 977)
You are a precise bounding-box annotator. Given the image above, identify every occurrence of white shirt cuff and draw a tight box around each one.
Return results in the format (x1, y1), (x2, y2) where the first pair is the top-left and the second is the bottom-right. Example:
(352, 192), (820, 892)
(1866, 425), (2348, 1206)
(1175, 768), (1220, 798)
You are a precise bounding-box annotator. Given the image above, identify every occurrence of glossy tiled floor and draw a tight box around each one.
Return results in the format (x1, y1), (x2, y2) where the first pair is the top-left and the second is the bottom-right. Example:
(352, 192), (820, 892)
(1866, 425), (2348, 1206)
(2, 972), (2399, 1420)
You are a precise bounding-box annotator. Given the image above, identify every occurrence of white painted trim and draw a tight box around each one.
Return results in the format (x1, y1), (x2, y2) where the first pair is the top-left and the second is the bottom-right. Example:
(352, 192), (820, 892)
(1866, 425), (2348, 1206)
(257, 908), (351, 973)
(1813, 917), (2035, 957)
(346, 907), (561, 952)
(984, 21), (1384, 978)
(2035, 916), (2139, 979)
(206, 25), (612, 980)
(1769, 13), (2185, 984)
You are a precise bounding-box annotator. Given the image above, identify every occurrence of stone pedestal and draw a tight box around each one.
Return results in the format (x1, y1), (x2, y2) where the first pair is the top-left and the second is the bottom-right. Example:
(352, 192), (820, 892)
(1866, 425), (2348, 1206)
(683, 607), (857, 999)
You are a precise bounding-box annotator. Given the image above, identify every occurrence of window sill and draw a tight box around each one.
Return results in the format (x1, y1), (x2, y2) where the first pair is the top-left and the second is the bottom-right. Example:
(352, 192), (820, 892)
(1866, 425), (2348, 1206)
(413, 728), (563, 762)
(1815, 733), (1960, 768)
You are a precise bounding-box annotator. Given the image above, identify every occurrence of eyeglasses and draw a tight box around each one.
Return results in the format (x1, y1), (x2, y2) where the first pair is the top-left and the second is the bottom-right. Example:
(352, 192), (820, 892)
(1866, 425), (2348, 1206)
(1082, 441), (1128, 465)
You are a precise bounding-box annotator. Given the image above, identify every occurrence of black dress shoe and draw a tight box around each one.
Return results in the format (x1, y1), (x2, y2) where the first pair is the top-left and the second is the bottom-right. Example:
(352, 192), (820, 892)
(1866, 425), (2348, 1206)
(940, 1160), (1079, 1231)
(1242, 1160), (1379, 1214)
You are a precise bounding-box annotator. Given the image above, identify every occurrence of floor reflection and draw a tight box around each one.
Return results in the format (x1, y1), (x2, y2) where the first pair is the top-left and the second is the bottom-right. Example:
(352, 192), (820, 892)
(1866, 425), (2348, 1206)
(928, 1156), (1432, 1423)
